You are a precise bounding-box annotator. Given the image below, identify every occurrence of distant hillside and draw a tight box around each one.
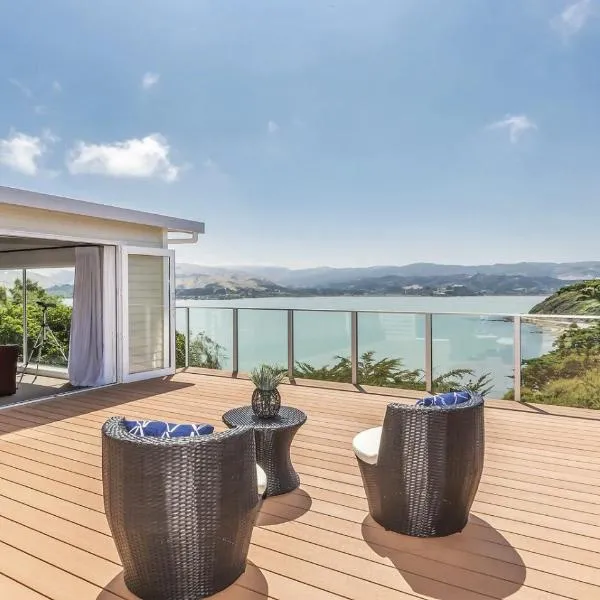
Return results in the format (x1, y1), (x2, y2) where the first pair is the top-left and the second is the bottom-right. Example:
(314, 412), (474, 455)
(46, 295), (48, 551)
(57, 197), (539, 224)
(176, 261), (600, 289)
(323, 273), (563, 296)
(530, 280), (600, 315)
(5, 262), (596, 301)
(46, 284), (74, 298)
(176, 277), (290, 300)
(0, 269), (74, 289)
(0, 270), (55, 288)
(176, 273), (567, 300)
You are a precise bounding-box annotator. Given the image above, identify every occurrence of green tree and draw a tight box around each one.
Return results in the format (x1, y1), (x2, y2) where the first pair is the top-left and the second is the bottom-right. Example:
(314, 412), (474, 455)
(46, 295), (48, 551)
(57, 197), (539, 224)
(505, 320), (600, 408)
(530, 280), (600, 316)
(0, 278), (72, 365)
(175, 331), (227, 369)
(294, 351), (493, 395)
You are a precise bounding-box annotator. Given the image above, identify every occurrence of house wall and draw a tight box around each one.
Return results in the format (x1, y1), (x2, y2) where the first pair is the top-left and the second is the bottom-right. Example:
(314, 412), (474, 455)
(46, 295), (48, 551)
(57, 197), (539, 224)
(0, 204), (165, 248)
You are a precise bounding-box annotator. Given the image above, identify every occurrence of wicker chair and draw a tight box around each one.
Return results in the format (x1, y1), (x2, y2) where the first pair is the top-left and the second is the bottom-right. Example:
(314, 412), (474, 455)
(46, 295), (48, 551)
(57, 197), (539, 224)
(353, 395), (484, 537)
(102, 417), (264, 600)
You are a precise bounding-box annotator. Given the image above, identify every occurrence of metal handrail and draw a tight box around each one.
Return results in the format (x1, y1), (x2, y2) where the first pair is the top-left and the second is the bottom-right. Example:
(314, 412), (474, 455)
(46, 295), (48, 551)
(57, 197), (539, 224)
(175, 305), (600, 402)
(174, 304), (600, 320)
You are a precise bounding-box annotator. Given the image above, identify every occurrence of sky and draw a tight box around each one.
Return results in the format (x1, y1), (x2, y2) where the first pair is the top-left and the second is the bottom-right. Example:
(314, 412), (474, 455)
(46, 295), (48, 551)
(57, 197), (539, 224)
(1, 0), (600, 268)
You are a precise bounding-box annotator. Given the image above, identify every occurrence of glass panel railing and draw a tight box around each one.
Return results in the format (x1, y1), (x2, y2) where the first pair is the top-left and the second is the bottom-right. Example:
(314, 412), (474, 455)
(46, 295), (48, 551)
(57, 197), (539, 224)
(186, 307), (234, 370)
(432, 314), (514, 398)
(519, 316), (600, 408)
(176, 306), (600, 407)
(175, 307), (188, 368)
(357, 312), (426, 390)
(293, 310), (352, 383)
(238, 309), (287, 373)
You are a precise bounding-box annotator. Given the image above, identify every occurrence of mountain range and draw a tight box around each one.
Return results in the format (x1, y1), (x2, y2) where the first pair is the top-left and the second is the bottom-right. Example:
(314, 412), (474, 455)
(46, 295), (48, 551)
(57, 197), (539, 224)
(174, 262), (600, 299)
(0, 269), (74, 289)
(3, 262), (600, 299)
(175, 261), (600, 288)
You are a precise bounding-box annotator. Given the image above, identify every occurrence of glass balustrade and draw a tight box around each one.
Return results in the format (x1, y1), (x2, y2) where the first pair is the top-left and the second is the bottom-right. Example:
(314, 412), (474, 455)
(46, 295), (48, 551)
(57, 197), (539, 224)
(519, 315), (600, 409)
(176, 307), (600, 406)
(238, 309), (287, 373)
(357, 312), (426, 390)
(293, 310), (352, 383)
(176, 307), (234, 370)
(431, 314), (515, 397)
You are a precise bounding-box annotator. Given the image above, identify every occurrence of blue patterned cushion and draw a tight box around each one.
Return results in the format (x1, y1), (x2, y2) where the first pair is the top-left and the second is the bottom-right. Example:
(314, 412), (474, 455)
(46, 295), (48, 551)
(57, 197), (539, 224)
(123, 420), (214, 438)
(416, 390), (474, 407)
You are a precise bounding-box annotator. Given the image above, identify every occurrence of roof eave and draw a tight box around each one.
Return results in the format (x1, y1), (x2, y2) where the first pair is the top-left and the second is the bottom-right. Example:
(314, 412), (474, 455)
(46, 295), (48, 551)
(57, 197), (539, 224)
(0, 185), (205, 234)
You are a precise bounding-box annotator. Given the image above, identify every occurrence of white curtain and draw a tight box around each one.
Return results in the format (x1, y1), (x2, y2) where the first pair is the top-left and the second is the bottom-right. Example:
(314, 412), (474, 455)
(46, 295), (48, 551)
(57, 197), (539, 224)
(68, 247), (104, 387)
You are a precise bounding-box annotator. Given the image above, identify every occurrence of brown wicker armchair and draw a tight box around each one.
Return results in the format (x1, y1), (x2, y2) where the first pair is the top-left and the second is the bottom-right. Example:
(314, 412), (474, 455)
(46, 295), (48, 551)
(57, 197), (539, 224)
(353, 395), (484, 537)
(102, 417), (264, 600)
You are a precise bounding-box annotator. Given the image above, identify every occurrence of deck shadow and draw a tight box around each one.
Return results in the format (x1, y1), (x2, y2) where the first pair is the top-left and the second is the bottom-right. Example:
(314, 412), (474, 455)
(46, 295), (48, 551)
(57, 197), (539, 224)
(361, 514), (526, 599)
(256, 488), (312, 526)
(0, 376), (195, 436)
(98, 562), (268, 599)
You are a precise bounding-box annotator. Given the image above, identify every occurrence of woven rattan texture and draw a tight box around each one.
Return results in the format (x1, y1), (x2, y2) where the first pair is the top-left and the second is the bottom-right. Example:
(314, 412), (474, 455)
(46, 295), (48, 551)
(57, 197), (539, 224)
(102, 417), (261, 599)
(357, 397), (485, 537)
(223, 406), (307, 496)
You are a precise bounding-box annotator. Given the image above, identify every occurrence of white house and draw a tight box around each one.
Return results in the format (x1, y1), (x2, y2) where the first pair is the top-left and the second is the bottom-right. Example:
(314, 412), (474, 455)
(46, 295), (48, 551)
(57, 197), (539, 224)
(0, 185), (204, 390)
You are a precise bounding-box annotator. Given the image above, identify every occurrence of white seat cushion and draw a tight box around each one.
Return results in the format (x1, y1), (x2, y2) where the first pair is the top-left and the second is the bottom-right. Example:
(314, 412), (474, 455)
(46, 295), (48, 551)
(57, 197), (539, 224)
(256, 464), (267, 496)
(352, 426), (382, 465)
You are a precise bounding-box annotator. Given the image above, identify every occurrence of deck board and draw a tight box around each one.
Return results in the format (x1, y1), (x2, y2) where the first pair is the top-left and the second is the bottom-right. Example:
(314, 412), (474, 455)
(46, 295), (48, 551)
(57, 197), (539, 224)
(1, 373), (600, 599)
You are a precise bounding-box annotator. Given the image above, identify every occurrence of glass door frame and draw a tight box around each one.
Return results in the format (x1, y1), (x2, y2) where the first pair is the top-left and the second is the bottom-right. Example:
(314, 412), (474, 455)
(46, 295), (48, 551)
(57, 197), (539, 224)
(118, 246), (175, 383)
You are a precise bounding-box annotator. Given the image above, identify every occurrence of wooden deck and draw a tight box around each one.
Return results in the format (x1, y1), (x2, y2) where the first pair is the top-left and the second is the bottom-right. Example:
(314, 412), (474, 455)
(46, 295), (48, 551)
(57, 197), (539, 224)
(1, 373), (599, 600)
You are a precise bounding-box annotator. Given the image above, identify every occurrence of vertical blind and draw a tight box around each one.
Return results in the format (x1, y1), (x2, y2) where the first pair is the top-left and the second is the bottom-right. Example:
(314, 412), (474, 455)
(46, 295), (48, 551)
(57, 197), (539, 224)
(128, 254), (167, 374)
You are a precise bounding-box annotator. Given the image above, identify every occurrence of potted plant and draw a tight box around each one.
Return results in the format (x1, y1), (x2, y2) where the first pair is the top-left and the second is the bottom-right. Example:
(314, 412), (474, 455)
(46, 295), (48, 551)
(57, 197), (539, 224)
(250, 364), (286, 418)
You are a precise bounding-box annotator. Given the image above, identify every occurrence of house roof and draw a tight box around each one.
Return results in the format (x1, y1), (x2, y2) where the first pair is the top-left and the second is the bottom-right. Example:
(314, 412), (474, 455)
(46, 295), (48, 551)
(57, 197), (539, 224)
(0, 185), (205, 234)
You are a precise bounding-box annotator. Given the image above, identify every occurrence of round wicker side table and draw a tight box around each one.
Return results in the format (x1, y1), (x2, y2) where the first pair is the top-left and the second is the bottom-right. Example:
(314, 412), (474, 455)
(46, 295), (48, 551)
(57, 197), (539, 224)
(222, 406), (307, 497)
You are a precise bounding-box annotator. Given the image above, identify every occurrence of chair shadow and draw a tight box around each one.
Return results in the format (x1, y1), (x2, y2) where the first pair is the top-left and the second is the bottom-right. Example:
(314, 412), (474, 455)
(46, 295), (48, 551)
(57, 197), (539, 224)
(256, 488), (312, 526)
(361, 514), (526, 599)
(97, 562), (268, 599)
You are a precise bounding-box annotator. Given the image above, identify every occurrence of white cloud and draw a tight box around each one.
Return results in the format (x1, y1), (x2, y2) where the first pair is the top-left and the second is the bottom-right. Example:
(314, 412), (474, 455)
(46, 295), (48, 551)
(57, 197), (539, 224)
(487, 114), (537, 144)
(52, 80), (62, 93)
(552, 0), (595, 37)
(142, 72), (160, 90)
(66, 134), (181, 182)
(0, 130), (55, 175)
(34, 105), (47, 115)
(8, 78), (33, 98)
(203, 158), (218, 170)
(267, 120), (280, 134)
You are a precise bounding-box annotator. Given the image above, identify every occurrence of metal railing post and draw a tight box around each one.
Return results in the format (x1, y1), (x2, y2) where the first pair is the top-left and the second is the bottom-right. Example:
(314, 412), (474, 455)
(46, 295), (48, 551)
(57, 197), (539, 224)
(425, 313), (433, 393)
(232, 308), (239, 374)
(22, 268), (28, 364)
(513, 315), (522, 402)
(287, 310), (295, 380)
(184, 307), (190, 367)
(351, 311), (359, 385)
